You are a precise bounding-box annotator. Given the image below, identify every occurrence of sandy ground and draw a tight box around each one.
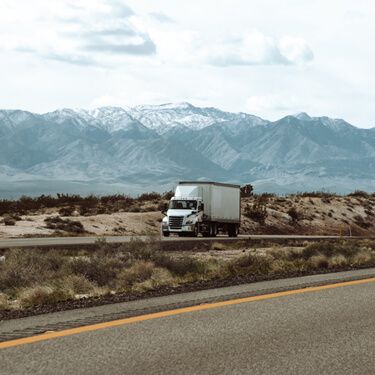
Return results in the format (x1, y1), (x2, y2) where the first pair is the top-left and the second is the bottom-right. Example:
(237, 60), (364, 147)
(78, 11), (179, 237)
(0, 211), (162, 238)
(240, 195), (375, 236)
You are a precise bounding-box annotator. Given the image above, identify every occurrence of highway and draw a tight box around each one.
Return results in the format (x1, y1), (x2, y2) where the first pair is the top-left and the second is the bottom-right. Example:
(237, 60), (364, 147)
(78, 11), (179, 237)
(0, 234), (357, 249)
(1, 268), (375, 374)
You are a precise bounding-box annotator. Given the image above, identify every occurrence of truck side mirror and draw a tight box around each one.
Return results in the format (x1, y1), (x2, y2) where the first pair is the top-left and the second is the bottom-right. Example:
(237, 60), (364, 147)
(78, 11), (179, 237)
(161, 203), (168, 215)
(199, 203), (204, 211)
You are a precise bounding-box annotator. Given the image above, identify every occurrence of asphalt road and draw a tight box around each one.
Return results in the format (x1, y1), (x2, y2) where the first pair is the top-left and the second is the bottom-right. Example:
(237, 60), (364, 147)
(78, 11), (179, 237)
(0, 234), (352, 249)
(1, 270), (375, 374)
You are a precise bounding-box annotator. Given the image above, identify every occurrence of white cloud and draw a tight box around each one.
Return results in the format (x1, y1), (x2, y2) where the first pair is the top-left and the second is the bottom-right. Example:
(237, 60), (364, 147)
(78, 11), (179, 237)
(0, 0), (156, 66)
(208, 31), (313, 66)
(279, 36), (314, 64)
(246, 94), (302, 118)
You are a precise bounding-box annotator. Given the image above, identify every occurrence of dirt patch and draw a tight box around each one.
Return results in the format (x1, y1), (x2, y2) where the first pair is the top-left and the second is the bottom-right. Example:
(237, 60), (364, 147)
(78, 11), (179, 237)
(0, 211), (162, 238)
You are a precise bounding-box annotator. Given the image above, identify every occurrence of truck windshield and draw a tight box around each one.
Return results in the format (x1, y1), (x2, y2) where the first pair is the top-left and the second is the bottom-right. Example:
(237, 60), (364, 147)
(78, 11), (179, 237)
(169, 200), (197, 210)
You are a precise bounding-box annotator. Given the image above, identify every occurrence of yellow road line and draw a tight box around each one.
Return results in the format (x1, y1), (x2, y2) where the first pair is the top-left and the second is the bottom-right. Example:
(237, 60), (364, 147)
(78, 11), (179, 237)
(1, 277), (375, 350)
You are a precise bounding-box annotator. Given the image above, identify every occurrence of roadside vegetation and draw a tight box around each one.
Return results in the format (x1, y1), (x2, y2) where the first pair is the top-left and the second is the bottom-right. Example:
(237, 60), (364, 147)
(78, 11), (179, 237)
(0, 239), (374, 317)
(0, 191), (173, 217)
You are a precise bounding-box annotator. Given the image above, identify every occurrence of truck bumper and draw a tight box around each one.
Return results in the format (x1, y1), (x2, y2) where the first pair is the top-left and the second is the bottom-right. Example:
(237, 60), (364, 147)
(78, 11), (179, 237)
(170, 225), (194, 233)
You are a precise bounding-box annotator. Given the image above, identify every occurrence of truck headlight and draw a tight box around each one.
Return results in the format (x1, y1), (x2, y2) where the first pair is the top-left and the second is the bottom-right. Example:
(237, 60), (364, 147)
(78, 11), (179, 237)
(185, 219), (194, 225)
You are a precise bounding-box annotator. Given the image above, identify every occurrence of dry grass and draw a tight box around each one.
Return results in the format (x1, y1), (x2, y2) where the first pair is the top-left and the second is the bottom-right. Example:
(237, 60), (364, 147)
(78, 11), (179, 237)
(0, 239), (375, 311)
(210, 242), (228, 251)
(19, 286), (74, 308)
(0, 293), (9, 310)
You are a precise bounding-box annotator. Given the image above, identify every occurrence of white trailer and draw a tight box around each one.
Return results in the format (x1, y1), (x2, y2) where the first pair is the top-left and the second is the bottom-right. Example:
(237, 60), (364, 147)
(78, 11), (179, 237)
(161, 181), (241, 237)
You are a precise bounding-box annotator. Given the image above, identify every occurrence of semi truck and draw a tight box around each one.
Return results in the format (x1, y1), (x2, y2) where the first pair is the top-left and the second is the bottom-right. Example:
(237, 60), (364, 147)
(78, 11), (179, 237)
(161, 181), (241, 237)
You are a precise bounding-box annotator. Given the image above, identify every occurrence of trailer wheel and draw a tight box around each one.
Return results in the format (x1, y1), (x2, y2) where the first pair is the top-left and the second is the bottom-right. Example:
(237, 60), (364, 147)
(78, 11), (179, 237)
(210, 223), (217, 237)
(228, 224), (238, 237)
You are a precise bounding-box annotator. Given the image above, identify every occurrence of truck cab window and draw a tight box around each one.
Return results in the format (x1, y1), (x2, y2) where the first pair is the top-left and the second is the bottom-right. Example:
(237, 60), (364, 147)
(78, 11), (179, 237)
(169, 200), (197, 210)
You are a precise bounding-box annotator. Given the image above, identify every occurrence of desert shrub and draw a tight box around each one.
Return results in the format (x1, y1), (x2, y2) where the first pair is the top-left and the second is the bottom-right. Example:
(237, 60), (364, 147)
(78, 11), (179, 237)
(210, 242), (228, 251)
(44, 216), (85, 233)
(227, 253), (272, 276)
(93, 237), (159, 262)
(348, 190), (370, 198)
(19, 286), (74, 308)
(308, 254), (329, 269)
(128, 205), (141, 213)
(244, 200), (268, 225)
(68, 257), (120, 286)
(0, 249), (69, 292)
(302, 241), (363, 260)
(297, 191), (337, 198)
(302, 243), (325, 259)
(162, 190), (174, 200)
(287, 207), (303, 223)
(0, 192), (168, 216)
(116, 261), (155, 288)
(153, 254), (206, 276)
(137, 192), (161, 202)
(240, 184), (254, 197)
(352, 249), (375, 266)
(54, 275), (96, 295)
(353, 215), (372, 229)
(286, 249), (303, 261)
(58, 206), (75, 216)
(0, 293), (9, 310)
(3, 216), (16, 226)
(112, 197), (135, 211)
(158, 201), (168, 212)
(328, 255), (348, 268)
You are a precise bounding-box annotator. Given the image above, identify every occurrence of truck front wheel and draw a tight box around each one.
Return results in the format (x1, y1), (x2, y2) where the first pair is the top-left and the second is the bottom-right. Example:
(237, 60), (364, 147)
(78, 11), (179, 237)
(162, 231), (170, 237)
(193, 224), (199, 237)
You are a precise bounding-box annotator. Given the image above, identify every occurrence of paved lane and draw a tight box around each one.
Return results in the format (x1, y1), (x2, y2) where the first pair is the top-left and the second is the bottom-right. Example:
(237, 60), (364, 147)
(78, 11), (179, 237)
(1, 275), (374, 374)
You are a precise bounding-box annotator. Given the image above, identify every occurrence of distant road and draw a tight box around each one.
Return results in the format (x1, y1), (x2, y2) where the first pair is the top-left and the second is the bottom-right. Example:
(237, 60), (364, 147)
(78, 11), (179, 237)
(1, 269), (375, 374)
(0, 234), (359, 249)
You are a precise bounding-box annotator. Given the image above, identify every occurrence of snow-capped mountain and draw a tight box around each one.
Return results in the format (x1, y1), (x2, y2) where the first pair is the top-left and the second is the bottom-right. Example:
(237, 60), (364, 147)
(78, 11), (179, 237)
(129, 102), (266, 134)
(0, 103), (374, 197)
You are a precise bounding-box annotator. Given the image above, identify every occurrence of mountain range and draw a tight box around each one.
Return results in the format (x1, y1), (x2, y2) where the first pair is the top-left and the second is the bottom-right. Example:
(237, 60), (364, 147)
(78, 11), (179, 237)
(0, 102), (374, 197)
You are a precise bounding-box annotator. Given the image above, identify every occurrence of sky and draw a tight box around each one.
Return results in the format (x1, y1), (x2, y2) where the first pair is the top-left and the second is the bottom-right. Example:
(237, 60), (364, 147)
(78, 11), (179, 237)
(0, 0), (374, 128)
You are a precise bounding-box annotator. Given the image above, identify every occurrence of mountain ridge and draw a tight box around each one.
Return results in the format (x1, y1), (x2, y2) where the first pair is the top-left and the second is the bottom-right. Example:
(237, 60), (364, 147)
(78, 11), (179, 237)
(0, 103), (374, 197)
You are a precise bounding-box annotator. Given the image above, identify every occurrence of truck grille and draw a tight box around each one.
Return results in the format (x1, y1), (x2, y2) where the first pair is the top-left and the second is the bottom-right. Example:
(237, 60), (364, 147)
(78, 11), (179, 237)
(169, 216), (184, 229)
